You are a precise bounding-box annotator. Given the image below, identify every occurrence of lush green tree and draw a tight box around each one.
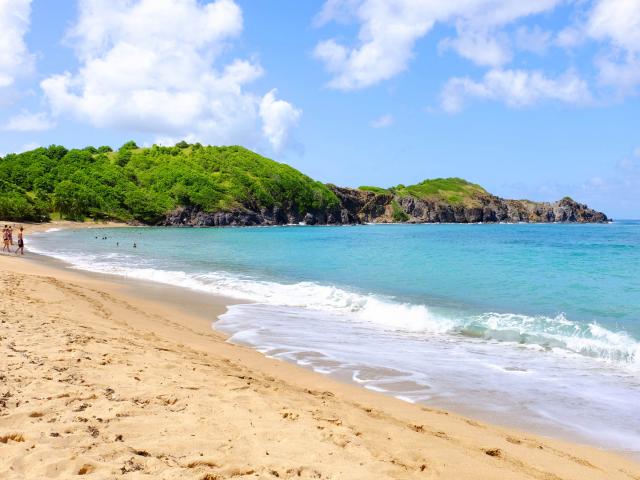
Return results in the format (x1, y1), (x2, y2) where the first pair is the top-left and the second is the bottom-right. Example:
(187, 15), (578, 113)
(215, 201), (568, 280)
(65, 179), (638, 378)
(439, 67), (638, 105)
(46, 145), (68, 160)
(116, 148), (132, 167)
(120, 140), (138, 150)
(0, 179), (49, 221)
(124, 189), (168, 224)
(53, 180), (97, 220)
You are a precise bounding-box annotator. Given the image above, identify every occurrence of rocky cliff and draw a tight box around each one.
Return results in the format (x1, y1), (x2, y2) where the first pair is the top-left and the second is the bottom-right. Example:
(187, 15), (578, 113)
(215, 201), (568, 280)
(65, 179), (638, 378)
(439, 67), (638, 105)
(161, 185), (608, 226)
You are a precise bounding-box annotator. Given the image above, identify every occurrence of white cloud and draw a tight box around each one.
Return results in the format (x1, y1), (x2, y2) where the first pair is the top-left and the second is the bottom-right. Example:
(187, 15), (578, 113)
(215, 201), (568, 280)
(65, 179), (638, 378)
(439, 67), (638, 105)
(0, 0), (34, 89)
(259, 89), (302, 152)
(369, 114), (394, 128)
(586, 0), (640, 94)
(40, 0), (301, 151)
(3, 111), (55, 131)
(439, 30), (511, 67)
(313, 0), (563, 90)
(555, 26), (584, 49)
(515, 26), (552, 55)
(586, 0), (640, 53)
(314, 0), (361, 26)
(594, 53), (640, 94)
(553, 0), (640, 95)
(441, 69), (591, 113)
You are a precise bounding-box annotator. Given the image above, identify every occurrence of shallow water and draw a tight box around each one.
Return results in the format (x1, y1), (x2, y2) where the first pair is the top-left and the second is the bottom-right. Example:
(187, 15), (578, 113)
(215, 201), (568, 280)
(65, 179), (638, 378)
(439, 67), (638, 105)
(30, 222), (640, 454)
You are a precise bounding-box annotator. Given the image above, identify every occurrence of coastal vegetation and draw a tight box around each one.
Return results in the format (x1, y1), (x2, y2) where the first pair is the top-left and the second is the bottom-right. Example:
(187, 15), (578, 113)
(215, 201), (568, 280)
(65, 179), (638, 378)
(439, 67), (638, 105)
(391, 200), (409, 222)
(0, 142), (606, 224)
(361, 178), (489, 207)
(0, 143), (338, 223)
(393, 178), (489, 206)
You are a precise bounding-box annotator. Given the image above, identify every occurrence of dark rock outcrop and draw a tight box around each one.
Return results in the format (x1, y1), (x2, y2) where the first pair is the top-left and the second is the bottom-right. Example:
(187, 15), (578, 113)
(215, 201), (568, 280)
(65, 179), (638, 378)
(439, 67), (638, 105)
(161, 186), (608, 227)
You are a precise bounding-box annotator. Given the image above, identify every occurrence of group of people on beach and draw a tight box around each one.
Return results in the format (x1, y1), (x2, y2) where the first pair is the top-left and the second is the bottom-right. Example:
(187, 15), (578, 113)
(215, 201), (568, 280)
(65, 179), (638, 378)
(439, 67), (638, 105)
(2, 225), (24, 255)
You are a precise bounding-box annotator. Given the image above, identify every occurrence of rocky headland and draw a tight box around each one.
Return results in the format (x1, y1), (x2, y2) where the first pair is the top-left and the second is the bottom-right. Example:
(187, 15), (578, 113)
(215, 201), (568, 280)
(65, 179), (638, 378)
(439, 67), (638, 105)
(162, 185), (608, 227)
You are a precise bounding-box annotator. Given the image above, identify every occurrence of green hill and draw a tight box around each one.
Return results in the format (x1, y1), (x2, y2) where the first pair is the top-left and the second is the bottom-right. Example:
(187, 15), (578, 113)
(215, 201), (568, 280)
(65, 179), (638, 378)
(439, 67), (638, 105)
(0, 142), (338, 223)
(395, 178), (489, 205)
(361, 178), (489, 207)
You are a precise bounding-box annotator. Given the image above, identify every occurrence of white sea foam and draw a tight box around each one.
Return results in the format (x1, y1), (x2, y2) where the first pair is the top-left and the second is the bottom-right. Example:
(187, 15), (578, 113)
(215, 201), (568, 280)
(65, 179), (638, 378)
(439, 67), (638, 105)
(216, 303), (640, 453)
(28, 238), (640, 370)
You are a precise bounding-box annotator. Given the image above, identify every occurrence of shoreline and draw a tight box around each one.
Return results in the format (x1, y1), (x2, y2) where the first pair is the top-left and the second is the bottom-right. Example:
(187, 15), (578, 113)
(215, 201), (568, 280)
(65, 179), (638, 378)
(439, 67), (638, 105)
(1, 223), (639, 478)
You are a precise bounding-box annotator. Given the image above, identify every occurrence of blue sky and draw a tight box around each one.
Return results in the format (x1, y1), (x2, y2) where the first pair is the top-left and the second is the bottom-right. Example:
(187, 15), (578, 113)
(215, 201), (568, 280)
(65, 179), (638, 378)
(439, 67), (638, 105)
(1, 0), (639, 218)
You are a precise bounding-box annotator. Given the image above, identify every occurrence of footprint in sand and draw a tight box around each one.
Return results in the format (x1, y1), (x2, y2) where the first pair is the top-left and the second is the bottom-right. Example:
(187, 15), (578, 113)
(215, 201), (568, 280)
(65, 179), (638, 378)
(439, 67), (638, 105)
(0, 433), (25, 443)
(281, 411), (299, 421)
(77, 464), (95, 475)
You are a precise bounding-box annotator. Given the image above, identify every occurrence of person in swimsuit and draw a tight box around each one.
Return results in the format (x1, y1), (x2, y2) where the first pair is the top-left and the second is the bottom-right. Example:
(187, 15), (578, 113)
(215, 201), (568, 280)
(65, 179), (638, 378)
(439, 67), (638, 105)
(15, 227), (24, 255)
(2, 225), (10, 253)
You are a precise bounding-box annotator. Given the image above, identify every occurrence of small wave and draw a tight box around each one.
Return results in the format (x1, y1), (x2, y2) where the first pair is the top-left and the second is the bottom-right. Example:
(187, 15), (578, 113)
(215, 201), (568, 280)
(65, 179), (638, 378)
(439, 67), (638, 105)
(459, 313), (639, 367)
(27, 242), (640, 370)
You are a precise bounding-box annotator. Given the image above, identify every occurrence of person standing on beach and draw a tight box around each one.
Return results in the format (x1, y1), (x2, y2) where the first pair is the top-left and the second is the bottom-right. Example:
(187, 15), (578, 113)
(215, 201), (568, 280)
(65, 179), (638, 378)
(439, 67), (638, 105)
(15, 227), (24, 255)
(2, 225), (10, 253)
(8, 226), (14, 246)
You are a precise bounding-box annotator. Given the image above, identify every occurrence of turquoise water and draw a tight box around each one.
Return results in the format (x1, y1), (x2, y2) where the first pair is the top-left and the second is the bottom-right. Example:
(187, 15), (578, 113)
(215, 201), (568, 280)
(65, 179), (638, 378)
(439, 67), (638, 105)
(30, 222), (640, 453)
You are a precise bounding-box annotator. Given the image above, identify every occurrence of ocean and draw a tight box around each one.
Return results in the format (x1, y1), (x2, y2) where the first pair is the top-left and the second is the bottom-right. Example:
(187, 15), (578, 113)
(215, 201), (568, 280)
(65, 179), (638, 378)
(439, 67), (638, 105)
(29, 221), (640, 454)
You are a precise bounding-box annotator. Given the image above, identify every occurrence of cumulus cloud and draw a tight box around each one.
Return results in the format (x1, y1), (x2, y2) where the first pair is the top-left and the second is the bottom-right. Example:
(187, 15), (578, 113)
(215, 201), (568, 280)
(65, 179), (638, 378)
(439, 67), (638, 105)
(259, 89), (302, 152)
(3, 111), (55, 131)
(313, 0), (640, 111)
(586, 0), (640, 52)
(40, 0), (300, 151)
(439, 30), (511, 67)
(581, 0), (640, 94)
(441, 69), (591, 113)
(369, 114), (394, 128)
(556, 0), (640, 95)
(313, 0), (563, 90)
(0, 0), (34, 89)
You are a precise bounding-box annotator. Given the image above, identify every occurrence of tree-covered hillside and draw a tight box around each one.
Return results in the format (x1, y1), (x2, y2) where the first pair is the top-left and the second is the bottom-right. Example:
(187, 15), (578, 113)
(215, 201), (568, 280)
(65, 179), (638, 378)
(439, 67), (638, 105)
(0, 142), (338, 223)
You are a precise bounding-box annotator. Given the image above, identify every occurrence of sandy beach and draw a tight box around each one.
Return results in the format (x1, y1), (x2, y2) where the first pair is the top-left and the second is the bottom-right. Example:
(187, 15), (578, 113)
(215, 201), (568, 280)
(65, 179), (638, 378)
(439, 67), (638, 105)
(1, 224), (639, 479)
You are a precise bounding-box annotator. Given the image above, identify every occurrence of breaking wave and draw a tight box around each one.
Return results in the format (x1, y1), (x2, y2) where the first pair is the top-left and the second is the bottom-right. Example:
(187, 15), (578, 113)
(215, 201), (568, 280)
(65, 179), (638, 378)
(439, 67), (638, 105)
(28, 242), (640, 370)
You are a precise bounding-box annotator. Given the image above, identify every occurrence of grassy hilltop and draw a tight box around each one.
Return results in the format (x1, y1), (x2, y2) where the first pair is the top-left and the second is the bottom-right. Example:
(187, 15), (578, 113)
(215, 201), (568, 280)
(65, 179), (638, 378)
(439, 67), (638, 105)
(360, 178), (489, 206)
(0, 142), (338, 223)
